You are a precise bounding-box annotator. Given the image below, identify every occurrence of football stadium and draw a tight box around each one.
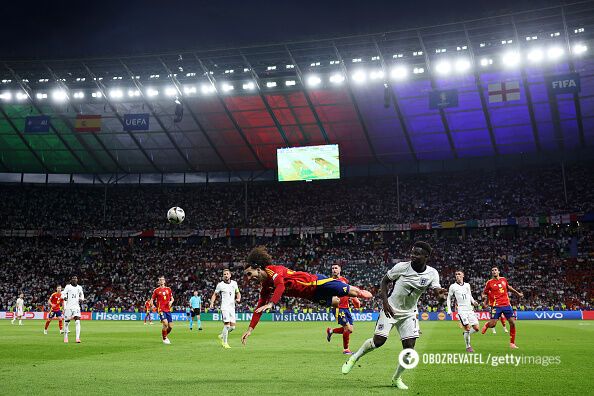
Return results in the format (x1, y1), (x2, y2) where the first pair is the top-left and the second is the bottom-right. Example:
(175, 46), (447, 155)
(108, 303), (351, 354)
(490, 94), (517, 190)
(1, 1), (593, 394)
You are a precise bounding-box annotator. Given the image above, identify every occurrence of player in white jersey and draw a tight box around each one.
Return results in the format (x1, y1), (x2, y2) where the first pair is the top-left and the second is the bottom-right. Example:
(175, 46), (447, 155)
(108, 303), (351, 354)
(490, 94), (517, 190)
(11, 293), (25, 325)
(209, 269), (241, 349)
(61, 276), (84, 344)
(342, 241), (447, 390)
(447, 270), (480, 353)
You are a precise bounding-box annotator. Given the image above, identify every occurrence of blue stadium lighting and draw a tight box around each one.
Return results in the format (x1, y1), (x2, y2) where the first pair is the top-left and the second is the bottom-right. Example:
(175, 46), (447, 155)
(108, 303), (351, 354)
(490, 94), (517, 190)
(479, 57), (493, 67)
(435, 60), (452, 75)
(527, 48), (544, 63)
(502, 51), (521, 67)
(454, 58), (471, 73)
(390, 65), (408, 80)
(573, 43), (588, 55)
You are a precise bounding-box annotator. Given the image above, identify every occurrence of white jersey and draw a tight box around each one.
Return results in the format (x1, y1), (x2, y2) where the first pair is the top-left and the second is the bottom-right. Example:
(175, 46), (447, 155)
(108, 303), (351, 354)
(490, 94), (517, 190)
(62, 284), (84, 310)
(447, 282), (476, 313)
(215, 280), (239, 312)
(386, 261), (441, 316)
(16, 298), (24, 309)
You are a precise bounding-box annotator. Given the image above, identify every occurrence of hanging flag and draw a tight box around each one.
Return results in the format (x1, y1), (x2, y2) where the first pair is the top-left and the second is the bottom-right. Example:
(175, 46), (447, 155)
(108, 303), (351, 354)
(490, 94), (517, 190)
(75, 114), (101, 132)
(545, 72), (580, 95)
(429, 89), (459, 109)
(24, 115), (51, 133)
(488, 81), (520, 103)
(124, 113), (150, 131)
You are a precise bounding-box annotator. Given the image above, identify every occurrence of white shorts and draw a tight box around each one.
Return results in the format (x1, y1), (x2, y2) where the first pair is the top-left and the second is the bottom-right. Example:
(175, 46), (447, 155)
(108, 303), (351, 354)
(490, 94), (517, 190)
(64, 307), (81, 319)
(221, 310), (236, 324)
(374, 310), (420, 340)
(16, 308), (24, 317)
(457, 311), (479, 326)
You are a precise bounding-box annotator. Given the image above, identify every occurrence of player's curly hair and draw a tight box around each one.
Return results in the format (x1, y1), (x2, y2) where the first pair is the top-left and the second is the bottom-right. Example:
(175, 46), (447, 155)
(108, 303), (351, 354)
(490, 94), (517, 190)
(246, 245), (272, 269)
(413, 241), (432, 255)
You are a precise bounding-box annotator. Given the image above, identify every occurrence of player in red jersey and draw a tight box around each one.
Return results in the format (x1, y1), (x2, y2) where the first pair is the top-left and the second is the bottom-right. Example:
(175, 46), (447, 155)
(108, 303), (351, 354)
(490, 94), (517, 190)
(151, 276), (174, 344)
(487, 291), (508, 334)
(44, 285), (64, 335)
(325, 263), (361, 354)
(241, 246), (372, 345)
(481, 267), (523, 348)
(143, 299), (153, 325)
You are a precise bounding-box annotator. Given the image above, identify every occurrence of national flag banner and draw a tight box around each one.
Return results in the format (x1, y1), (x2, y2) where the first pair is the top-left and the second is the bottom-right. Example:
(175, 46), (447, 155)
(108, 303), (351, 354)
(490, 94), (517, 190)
(441, 221), (456, 229)
(546, 72), (580, 95)
(561, 214), (571, 224)
(454, 220), (466, 228)
(75, 114), (101, 132)
(488, 81), (520, 103)
(24, 115), (51, 133)
(431, 222), (442, 229)
(549, 215), (561, 224)
(429, 89), (459, 109)
(123, 113), (150, 131)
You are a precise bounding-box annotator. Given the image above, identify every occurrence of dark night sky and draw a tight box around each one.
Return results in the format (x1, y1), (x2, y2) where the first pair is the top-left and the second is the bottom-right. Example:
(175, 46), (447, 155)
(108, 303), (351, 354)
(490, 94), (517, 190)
(1, 0), (563, 59)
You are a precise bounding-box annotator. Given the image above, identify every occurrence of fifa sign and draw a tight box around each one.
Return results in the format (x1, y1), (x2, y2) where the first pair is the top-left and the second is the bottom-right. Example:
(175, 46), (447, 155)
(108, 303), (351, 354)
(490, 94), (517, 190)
(546, 72), (581, 94)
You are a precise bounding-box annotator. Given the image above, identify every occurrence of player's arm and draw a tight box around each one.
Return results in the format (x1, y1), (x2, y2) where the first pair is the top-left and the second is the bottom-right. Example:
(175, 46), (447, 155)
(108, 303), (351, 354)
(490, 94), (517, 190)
(235, 287), (241, 304)
(379, 275), (396, 318)
(429, 271), (447, 302)
(507, 284), (524, 298)
(254, 273), (285, 313)
(468, 284), (478, 307)
(481, 282), (489, 306)
(242, 287), (272, 345)
(209, 291), (218, 309)
(350, 297), (361, 309)
(446, 285), (453, 314)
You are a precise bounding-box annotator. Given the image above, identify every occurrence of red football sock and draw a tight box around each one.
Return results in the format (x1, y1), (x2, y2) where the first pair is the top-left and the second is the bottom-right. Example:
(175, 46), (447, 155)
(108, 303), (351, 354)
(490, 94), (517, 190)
(58, 320), (63, 330)
(343, 330), (351, 349)
(162, 329), (167, 340)
(332, 327), (344, 334)
(166, 327), (172, 334)
(44, 320), (50, 330)
(501, 317), (507, 326)
(510, 327), (516, 344)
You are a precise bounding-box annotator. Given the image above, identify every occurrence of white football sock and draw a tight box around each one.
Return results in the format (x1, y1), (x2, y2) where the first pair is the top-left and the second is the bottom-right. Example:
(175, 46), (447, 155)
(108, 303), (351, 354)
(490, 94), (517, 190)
(470, 328), (478, 334)
(222, 325), (229, 343)
(353, 338), (376, 360)
(19, 319), (22, 325)
(463, 331), (471, 348)
(75, 320), (81, 339)
(393, 350), (413, 380)
(64, 321), (70, 339)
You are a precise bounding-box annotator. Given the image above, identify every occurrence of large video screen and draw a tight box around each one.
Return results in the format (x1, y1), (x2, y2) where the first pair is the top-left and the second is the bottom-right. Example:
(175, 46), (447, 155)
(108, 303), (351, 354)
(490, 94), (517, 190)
(277, 144), (340, 182)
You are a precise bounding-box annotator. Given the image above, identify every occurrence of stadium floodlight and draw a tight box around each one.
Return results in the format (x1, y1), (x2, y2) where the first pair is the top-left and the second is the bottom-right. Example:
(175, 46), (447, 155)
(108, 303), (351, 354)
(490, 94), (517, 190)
(454, 58), (471, 73)
(91, 91), (103, 98)
(434, 60), (452, 75)
(351, 70), (366, 83)
(52, 89), (68, 102)
(183, 85), (197, 95)
(285, 80), (296, 86)
(146, 88), (159, 97)
(502, 51), (521, 67)
(390, 65), (408, 80)
(127, 89), (140, 98)
(547, 46), (564, 60)
(329, 73), (345, 84)
(306, 75), (322, 87)
(15, 92), (28, 101)
(479, 58), (493, 67)
(369, 70), (385, 80)
(266, 81), (277, 88)
(109, 89), (123, 99)
(242, 82), (255, 90)
(201, 84), (215, 94)
(527, 48), (544, 63)
(165, 86), (177, 97)
(0, 92), (12, 101)
(573, 43), (588, 55)
(72, 91), (85, 99)
(221, 83), (234, 92)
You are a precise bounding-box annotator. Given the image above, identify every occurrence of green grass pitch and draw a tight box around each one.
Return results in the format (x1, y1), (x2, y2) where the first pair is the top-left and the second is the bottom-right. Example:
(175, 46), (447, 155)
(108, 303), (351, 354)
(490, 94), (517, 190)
(1, 320), (592, 395)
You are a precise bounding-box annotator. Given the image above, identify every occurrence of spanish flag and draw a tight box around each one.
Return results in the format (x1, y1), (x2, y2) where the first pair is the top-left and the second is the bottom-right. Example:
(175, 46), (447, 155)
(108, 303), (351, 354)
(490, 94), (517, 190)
(75, 114), (101, 132)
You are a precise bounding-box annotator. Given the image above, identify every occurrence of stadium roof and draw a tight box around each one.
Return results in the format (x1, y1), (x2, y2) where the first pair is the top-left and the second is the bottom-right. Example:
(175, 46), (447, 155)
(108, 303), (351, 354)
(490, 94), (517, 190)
(0, 2), (593, 178)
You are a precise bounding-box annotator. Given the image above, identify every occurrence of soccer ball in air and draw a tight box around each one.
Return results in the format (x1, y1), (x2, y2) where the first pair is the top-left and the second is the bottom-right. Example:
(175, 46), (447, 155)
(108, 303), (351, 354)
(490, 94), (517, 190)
(167, 207), (185, 224)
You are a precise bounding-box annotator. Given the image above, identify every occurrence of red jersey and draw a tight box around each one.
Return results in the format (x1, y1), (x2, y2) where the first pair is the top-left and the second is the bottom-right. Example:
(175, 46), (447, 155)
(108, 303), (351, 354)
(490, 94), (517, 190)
(249, 265), (325, 329)
(144, 301), (152, 312)
(483, 277), (511, 307)
(336, 277), (350, 309)
(151, 287), (173, 313)
(49, 292), (64, 312)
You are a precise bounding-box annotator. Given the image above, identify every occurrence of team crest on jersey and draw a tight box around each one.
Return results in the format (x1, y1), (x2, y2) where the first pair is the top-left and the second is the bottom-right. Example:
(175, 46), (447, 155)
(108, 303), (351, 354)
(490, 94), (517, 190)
(378, 324), (384, 331)
(420, 278), (428, 286)
(498, 284), (502, 288)
(343, 287), (347, 293)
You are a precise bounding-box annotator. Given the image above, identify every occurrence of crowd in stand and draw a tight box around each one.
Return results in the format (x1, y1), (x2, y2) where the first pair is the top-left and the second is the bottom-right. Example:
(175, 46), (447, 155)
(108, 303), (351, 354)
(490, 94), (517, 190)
(1, 226), (592, 313)
(0, 163), (593, 230)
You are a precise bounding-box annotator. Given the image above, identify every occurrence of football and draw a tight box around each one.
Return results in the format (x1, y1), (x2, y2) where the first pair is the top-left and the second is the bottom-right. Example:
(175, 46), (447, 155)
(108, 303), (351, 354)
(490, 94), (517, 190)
(167, 207), (185, 224)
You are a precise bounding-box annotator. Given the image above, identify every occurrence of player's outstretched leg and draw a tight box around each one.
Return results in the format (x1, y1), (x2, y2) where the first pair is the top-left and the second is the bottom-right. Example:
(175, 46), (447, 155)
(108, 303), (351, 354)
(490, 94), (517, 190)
(347, 286), (372, 300)
(342, 335), (385, 374)
(501, 316), (508, 333)
(508, 317), (518, 349)
(481, 319), (496, 334)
